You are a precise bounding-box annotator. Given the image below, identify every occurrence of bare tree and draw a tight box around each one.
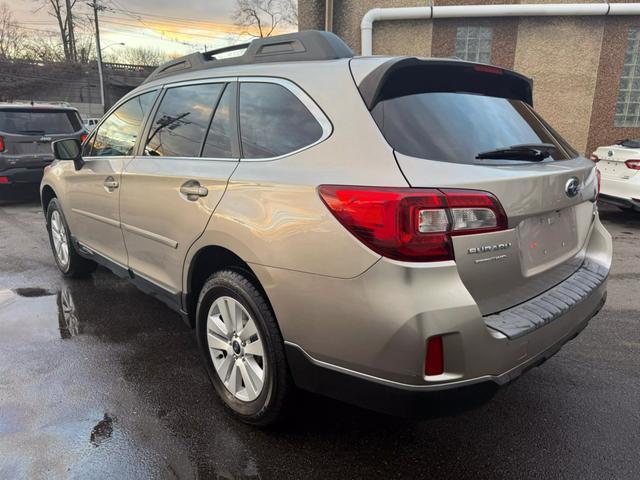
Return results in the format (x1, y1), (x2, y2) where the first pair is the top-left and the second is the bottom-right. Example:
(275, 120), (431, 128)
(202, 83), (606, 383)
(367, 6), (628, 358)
(33, 0), (79, 62)
(233, 0), (297, 38)
(0, 3), (25, 60)
(104, 46), (175, 66)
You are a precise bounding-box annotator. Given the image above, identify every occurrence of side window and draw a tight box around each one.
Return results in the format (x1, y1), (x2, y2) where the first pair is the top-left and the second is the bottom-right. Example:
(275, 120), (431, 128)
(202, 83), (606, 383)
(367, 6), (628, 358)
(239, 82), (324, 159)
(202, 84), (235, 159)
(144, 83), (224, 157)
(91, 91), (157, 157)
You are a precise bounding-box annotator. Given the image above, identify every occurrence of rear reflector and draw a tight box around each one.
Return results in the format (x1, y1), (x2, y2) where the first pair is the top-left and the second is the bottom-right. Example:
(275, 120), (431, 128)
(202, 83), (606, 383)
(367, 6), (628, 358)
(625, 159), (640, 170)
(0, 176), (9, 184)
(318, 186), (507, 262)
(425, 336), (444, 376)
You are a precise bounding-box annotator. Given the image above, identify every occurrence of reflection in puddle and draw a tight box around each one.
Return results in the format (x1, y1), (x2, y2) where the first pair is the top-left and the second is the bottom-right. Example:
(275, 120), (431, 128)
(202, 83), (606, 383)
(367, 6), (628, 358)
(57, 288), (80, 339)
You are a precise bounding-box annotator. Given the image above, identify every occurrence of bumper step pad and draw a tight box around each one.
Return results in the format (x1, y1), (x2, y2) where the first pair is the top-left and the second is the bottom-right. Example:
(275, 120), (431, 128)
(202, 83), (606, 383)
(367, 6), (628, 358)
(483, 261), (608, 339)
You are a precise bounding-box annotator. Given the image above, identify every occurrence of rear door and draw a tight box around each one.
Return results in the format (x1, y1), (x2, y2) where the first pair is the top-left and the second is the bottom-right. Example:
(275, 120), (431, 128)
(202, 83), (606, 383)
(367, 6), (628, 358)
(119, 80), (239, 294)
(355, 59), (599, 315)
(65, 91), (158, 266)
(0, 108), (83, 173)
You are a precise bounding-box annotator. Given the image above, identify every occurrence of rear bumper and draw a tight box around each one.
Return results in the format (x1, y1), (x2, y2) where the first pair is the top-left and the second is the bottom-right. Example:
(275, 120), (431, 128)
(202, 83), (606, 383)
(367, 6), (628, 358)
(0, 166), (45, 185)
(599, 175), (640, 209)
(253, 215), (612, 411)
(286, 291), (605, 416)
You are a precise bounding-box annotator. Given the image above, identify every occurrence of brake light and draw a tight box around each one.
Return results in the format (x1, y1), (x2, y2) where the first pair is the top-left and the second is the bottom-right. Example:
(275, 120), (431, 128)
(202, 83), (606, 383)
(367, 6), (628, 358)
(590, 153), (600, 163)
(81, 134), (87, 143)
(0, 135), (4, 152)
(0, 176), (9, 184)
(318, 186), (507, 262)
(425, 336), (444, 376)
(473, 65), (503, 75)
(625, 159), (640, 170)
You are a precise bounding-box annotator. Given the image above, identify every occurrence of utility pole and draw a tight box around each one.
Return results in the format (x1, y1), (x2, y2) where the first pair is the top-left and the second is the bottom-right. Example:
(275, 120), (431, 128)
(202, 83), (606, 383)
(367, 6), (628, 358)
(89, 0), (106, 112)
(65, 0), (77, 62)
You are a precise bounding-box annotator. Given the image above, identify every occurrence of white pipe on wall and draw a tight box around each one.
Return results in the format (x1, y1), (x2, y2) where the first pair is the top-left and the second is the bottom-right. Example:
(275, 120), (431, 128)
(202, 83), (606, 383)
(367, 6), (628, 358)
(360, 3), (640, 55)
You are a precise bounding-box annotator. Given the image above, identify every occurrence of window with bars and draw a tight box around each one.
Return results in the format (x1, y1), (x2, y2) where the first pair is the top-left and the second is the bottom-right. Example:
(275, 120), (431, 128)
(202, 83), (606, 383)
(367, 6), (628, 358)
(455, 26), (492, 64)
(616, 28), (640, 127)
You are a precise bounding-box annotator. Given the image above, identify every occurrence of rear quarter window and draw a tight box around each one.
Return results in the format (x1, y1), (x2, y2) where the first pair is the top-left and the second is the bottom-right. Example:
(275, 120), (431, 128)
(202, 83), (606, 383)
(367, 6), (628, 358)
(239, 82), (324, 159)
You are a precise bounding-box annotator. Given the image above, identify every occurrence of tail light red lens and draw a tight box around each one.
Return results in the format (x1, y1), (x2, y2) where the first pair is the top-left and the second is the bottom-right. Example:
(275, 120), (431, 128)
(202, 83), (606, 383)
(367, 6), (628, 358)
(589, 153), (600, 163)
(0, 135), (4, 152)
(0, 176), (9, 184)
(81, 134), (88, 143)
(318, 186), (507, 262)
(625, 159), (640, 170)
(425, 336), (444, 376)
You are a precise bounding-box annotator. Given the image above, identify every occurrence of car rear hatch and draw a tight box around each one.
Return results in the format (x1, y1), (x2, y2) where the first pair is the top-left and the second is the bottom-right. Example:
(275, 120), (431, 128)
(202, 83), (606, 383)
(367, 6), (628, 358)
(594, 143), (640, 181)
(0, 107), (83, 170)
(352, 57), (599, 315)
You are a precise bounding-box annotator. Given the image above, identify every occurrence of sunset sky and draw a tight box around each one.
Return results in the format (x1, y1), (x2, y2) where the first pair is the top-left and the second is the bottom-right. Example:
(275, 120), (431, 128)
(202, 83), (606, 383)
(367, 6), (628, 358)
(13, 0), (295, 58)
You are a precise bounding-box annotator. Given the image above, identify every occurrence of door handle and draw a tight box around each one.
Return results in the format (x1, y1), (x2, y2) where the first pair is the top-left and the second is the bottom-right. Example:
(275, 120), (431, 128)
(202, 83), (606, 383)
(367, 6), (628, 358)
(180, 180), (208, 201)
(104, 176), (119, 191)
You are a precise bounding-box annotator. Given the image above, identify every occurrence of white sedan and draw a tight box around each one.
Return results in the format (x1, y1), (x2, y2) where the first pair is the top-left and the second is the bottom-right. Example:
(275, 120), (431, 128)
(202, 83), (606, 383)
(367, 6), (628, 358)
(592, 139), (640, 211)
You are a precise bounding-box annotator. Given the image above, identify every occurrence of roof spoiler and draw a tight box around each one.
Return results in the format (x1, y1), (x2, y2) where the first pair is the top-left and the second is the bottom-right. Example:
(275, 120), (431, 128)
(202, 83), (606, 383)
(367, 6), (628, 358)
(143, 30), (354, 84)
(357, 57), (533, 110)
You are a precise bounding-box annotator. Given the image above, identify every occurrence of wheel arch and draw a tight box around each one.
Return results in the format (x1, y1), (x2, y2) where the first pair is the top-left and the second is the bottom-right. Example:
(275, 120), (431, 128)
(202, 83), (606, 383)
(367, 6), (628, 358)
(41, 184), (57, 216)
(184, 245), (275, 328)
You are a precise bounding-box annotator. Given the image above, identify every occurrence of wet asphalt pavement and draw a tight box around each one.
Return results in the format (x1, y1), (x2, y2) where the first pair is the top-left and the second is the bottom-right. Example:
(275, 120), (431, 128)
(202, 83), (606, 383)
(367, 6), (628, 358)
(0, 193), (639, 479)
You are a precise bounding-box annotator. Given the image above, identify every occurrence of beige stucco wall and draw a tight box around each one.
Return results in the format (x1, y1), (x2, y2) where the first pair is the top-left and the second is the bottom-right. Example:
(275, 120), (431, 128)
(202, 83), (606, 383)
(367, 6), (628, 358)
(333, 1), (432, 56)
(513, 17), (604, 154)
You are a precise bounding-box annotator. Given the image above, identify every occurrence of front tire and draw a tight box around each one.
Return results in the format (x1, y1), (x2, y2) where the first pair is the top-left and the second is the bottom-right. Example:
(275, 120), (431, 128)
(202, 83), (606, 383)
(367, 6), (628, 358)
(46, 198), (96, 278)
(196, 270), (292, 426)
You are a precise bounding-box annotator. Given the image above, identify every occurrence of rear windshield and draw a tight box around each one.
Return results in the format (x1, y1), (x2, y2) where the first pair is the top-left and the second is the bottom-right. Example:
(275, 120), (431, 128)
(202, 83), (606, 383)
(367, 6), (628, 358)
(371, 92), (578, 163)
(0, 109), (81, 135)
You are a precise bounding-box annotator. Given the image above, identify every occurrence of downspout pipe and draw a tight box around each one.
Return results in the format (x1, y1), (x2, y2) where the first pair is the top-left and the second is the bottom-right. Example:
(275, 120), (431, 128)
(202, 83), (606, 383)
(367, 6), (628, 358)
(361, 3), (640, 55)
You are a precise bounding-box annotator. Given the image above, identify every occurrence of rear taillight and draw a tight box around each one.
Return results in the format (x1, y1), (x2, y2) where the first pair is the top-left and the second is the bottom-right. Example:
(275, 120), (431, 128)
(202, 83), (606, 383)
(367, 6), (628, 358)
(318, 186), (507, 262)
(625, 159), (640, 170)
(590, 153), (600, 163)
(81, 134), (88, 143)
(425, 336), (444, 376)
(0, 135), (4, 152)
(0, 176), (9, 184)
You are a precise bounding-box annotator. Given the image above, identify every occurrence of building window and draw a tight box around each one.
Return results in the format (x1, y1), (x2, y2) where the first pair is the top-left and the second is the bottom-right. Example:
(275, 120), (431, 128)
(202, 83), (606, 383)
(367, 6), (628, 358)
(616, 28), (640, 127)
(455, 26), (492, 64)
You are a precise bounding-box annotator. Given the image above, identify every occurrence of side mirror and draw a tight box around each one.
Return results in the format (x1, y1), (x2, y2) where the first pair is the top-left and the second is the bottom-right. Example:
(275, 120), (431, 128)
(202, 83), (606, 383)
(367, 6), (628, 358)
(52, 138), (84, 171)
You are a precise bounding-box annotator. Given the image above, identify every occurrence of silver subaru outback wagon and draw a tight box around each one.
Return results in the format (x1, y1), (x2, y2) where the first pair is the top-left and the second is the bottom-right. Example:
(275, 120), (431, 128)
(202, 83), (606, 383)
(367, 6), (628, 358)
(41, 31), (612, 425)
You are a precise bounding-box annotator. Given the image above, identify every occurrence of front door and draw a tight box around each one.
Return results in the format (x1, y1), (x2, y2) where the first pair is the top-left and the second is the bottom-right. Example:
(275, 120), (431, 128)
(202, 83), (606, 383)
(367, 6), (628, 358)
(65, 91), (159, 266)
(119, 81), (239, 294)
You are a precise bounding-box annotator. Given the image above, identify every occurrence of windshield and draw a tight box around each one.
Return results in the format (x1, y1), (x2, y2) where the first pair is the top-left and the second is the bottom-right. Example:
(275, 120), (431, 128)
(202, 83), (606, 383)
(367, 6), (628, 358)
(0, 109), (81, 135)
(371, 92), (578, 164)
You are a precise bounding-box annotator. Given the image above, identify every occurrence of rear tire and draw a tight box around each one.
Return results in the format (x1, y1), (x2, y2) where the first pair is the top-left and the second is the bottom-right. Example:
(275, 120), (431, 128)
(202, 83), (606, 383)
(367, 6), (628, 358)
(196, 270), (292, 426)
(46, 198), (96, 278)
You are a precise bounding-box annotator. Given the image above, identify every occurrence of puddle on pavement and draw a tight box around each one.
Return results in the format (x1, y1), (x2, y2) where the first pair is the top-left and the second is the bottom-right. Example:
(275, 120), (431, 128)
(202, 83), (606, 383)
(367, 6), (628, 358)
(13, 287), (55, 298)
(90, 413), (114, 447)
(0, 287), (82, 340)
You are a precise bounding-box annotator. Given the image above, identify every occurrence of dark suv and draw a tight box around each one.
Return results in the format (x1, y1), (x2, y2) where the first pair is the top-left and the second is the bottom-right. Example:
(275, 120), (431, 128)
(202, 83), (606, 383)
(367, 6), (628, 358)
(0, 104), (85, 196)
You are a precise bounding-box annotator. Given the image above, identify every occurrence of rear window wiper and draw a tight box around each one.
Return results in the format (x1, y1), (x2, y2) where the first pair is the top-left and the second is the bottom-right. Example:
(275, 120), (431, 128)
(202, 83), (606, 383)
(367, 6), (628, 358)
(475, 143), (557, 161)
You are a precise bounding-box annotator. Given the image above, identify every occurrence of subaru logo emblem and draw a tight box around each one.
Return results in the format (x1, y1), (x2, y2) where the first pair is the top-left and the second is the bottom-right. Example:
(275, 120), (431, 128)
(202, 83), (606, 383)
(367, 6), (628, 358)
(565, 177), (580, 198)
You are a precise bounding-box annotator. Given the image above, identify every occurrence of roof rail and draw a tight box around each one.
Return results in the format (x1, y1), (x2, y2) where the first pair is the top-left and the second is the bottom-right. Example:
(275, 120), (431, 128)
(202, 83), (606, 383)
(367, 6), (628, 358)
(142, 30), (354, 84)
